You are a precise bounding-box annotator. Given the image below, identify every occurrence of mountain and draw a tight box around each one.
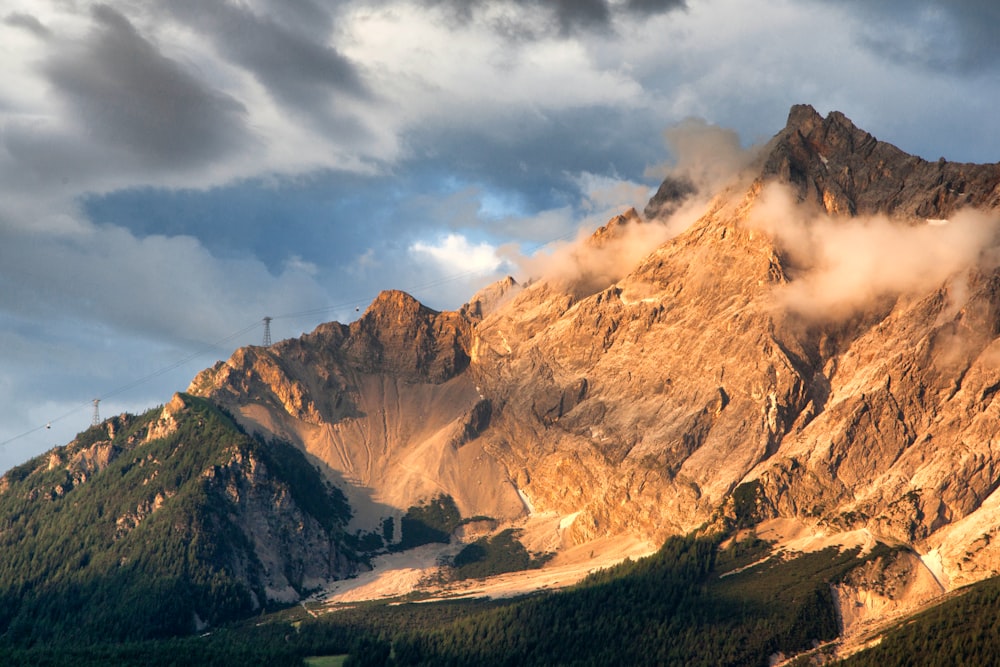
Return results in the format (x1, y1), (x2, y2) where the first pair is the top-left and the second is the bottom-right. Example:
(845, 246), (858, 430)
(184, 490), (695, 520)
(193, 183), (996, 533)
(193, 104), (1000, 583)
(0, 393), (358, 644)
(4, 104), (1000, 658)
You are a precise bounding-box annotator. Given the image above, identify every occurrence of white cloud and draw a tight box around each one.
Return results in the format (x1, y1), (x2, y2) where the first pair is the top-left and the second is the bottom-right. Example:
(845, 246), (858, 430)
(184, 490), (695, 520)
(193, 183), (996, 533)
(339, 2), (645, 138)
(410, 233), (506, 275)
(748, 183), (1000, 320)
(572, 172), (654, 214)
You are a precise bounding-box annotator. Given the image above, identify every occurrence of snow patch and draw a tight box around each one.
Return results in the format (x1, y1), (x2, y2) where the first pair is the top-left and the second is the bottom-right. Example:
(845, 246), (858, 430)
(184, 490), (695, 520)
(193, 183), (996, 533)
(920, 547), (948, 589)
(517, 488), (536, 515)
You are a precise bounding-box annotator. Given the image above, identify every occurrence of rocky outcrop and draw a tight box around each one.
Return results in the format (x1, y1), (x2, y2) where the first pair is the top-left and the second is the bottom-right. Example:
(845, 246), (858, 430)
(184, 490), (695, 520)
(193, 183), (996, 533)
(343, 290), (471, 383)
(832, 547), (944, 642)
(762, 104), (1000, 218)
(0, 392), (361, 632)
(202, 443), (354, 602)
(461, 276), (522, 320)
(644, 175), (697, 220)
(190, 291), (525, 531)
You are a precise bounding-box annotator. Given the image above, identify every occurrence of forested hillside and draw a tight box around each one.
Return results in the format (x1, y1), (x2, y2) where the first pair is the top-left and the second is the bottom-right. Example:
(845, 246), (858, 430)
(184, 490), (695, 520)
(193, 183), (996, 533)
(0, 394), (356, 645)
(0, 532), (900, 665)
(834, 575), (1000, 667)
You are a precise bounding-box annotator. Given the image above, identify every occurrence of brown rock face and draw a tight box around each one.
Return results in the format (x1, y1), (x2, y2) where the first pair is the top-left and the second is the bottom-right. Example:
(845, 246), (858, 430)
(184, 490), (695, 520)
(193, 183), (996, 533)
(191, 105), (1000, 591)
(343, 290), (471, 383)
(763, 104), (1000, 218)
(190, 289), (524, 530)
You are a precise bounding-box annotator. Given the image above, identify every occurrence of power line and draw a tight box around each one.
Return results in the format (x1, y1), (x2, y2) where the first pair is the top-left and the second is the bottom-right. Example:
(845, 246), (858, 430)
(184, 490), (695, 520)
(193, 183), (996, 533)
(0, 319), (262, 450)
(0, 260), (542, 453)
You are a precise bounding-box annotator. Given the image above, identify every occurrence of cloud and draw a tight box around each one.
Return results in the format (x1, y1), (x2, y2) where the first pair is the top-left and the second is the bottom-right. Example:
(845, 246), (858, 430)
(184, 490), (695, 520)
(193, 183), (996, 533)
(508, 209), (684, 300)
(0, 220), (329, 345)
(165, 0), (368, 112)
(399, 168), (659, 305)
(416, 0), (685, 37)
(747, 183), (1000, 320)
(624, 0), (688, 16)
(659, 118), (752, 192)
(410, 233), (507, 275)
(642, 116), (759, 221)
(572, 172), (654, 214)
(502, 173), (694, 296)
(812, 0), (1000, 75)
(43, 4), (249, 170)
(4, 11), (51, 37)
(251, 0), (339, 42)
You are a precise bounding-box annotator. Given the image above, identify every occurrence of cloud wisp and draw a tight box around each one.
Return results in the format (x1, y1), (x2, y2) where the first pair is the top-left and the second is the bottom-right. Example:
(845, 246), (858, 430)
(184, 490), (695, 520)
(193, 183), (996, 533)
(501, 117), (761, 298)
(410, 234), (508, 276)
(748, 183), (1000, 320)
(417, 0), (686, 37)
(814, 0), (1000, 75)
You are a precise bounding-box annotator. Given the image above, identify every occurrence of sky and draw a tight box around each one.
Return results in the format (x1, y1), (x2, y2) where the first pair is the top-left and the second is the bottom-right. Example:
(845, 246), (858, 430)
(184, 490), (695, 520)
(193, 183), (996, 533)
(1, 0), (999, 472)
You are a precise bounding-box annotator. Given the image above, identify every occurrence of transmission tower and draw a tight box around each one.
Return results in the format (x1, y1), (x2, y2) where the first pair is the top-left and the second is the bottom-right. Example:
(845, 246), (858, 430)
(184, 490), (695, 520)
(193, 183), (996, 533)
(262, 316), (273, 347)
(91, 398), (101, 426)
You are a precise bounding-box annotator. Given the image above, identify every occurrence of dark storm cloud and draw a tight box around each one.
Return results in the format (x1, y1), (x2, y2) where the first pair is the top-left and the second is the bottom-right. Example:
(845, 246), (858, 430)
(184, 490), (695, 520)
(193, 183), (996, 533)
(43, 4), (248, 169)
(4, 12), (51, 38)
(550, 0), (611, 31)
(623, 0), (687, 17)
(421, 0), (685, 35)
(255, 0), (338, 42)
(817, 0), (1000, 74)
(166, 0), (367, 111)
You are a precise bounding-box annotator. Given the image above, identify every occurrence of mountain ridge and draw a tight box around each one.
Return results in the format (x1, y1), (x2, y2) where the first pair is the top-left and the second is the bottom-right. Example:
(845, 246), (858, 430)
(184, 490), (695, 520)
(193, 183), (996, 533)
(0, 393), (359, 643)
(5, 105), (1000, 654)
(764, 103), (1000, 218)
(189, 106), (1000, 578)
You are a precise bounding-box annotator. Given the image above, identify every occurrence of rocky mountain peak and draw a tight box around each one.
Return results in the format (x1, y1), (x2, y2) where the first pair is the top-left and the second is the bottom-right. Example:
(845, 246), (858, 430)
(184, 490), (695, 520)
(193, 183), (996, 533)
(345, 289), (471, 383)
(17, 104), (1000, 653)
(358, 289), (427, 322)
(587, 207), (642, 246)
(461, 276), (522, 320)
(643, 176), (697, 220)
(761, 104), (1000, 218)
(182, 104), (1000, 604)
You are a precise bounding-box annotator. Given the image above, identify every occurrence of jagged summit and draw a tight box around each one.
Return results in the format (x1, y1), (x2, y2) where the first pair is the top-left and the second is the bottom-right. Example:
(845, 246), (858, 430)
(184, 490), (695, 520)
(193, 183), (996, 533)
(188, 104), (1000, 586)
(346, 289), (470, 383)
(588, 207), (642, 246)
(189, 105), (1000, 573)
(461, 276), (522, 320)
(762, 104), (1000, 217)
(643, 175), (697, 220)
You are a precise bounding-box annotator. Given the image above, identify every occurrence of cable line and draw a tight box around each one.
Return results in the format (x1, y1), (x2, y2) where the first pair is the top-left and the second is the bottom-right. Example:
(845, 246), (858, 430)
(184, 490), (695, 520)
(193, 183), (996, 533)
(0, 234), (572, 453)
(0, 319), (264, 450)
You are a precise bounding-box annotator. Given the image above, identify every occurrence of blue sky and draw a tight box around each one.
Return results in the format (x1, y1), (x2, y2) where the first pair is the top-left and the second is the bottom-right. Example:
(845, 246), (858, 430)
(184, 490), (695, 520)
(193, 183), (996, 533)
(1, 0), (999, 471)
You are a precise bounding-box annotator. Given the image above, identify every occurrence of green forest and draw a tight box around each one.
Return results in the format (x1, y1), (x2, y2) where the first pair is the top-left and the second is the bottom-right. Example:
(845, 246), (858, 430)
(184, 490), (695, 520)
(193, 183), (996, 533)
(0, 394), (355, 647)
(0, 531), (908, 666)
(834, 574), (1000, 667)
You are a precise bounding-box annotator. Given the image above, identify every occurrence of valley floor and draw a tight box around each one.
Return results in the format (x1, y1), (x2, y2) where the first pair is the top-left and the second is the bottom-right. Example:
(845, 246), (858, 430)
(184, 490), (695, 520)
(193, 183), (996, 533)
(309, 529), (656, 609)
